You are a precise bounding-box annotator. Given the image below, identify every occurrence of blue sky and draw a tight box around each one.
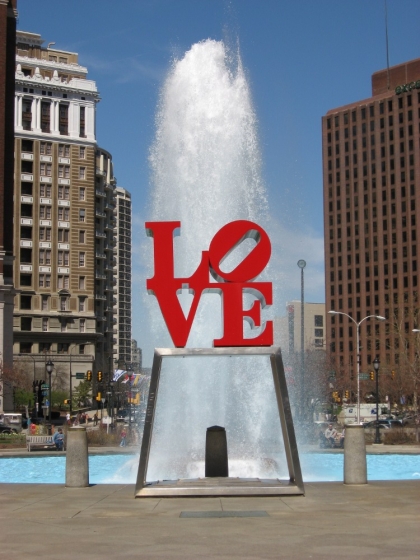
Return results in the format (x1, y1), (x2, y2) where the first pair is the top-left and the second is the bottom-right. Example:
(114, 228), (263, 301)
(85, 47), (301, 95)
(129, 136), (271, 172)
(18, 0), (420, 365)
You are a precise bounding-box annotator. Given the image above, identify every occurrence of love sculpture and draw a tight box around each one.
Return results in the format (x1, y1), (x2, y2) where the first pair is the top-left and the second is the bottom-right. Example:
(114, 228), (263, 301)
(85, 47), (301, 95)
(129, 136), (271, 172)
(145, 219), (273, 347)
(135, 220), (304, 498)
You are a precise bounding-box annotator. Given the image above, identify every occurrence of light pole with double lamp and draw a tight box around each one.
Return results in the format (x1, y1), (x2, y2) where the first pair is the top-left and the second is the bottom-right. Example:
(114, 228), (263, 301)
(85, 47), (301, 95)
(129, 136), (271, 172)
(373, 356), (381, 444)
(46, 360), (54, 423)
(328, 311), (386, 424)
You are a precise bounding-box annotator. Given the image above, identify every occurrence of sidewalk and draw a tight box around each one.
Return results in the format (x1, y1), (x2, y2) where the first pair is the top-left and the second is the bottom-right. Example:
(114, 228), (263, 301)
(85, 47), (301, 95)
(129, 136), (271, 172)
(0, 480), (419, 559)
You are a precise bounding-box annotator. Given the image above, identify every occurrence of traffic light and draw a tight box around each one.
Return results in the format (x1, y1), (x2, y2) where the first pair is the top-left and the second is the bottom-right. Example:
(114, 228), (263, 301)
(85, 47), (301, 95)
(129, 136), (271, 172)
(345, 390), (349, 399)
(391, 370), (395, 379)
(370, 370), (375, 380)
(64, 399), (70, 405)
(86, 370), (92, 382)
(97, 370), (103, 382)
(96, 392), (101, 401)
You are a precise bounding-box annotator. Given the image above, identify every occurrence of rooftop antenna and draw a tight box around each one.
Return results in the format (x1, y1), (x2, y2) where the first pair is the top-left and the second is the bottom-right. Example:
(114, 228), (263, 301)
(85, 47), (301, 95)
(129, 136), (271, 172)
(384, 0), (390, 90)
(47, 42), (55, 49)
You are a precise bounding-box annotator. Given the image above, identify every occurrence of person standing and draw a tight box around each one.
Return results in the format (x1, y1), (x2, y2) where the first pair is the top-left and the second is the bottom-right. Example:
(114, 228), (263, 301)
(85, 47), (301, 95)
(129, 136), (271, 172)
(120, 428), (127, 447)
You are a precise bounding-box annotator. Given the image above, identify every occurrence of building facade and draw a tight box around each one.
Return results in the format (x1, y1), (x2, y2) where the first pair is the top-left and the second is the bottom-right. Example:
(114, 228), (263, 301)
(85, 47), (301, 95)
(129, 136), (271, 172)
(0, 0), (17, 412)
(274, 301), (326, 355)
(113, 187), (131, 364)
(323, 58), (420, 377)
(12, 31), (117, 389)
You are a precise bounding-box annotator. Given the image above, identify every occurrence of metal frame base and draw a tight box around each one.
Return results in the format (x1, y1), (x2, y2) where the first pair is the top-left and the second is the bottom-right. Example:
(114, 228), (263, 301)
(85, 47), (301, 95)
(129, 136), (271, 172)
(135, 347), (304, 498)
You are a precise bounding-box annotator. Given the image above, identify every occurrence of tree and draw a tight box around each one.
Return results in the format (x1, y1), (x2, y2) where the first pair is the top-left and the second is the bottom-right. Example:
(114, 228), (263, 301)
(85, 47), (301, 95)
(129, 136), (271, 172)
(72, 380), (92, 409)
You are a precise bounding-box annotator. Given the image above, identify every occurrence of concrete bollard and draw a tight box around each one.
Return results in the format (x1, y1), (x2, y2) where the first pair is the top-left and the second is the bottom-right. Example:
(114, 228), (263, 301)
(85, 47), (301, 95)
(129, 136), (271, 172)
(205, 426), (228, 477)
(343, 424), (367, 484)
(65, 426), (89, 487)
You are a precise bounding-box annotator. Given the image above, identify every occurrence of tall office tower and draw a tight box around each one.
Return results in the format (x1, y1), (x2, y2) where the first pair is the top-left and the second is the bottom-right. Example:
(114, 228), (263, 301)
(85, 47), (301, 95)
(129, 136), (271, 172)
(131, 339), (142, 372)
(13, 31), (117, 388)
(113, 187), (132, 365)
(323, 58), (420, 378)
(0, 0), (17, 412)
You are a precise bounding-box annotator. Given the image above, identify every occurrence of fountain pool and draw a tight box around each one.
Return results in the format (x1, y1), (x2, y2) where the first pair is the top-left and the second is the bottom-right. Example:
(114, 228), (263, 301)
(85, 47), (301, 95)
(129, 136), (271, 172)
(0, 453), (418, 484)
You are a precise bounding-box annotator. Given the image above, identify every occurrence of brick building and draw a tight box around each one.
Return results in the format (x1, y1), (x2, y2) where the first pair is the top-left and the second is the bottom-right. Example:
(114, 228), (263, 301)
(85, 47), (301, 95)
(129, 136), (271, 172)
(323, 58), (420, 379)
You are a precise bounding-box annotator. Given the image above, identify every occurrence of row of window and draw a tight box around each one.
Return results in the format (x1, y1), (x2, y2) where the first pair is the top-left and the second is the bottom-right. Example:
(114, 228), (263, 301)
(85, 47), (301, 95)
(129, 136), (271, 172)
(21, 204), (87, 222)
(22, 140), (86, 159)
(21, 98), (86, 137)
(18, 342), (88, 355)
(326, 95), (417, 129)
(21, 160), (87, 179)
(36, 274), (86, 290)
(326, 123), (417, 146)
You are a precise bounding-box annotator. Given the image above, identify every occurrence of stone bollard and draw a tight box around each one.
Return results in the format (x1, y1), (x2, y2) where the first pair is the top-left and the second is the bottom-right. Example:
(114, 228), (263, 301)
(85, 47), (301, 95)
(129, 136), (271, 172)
(65, 426), (89, 487)
(343, 424), (367, 484)
(205, 426), (228, 477)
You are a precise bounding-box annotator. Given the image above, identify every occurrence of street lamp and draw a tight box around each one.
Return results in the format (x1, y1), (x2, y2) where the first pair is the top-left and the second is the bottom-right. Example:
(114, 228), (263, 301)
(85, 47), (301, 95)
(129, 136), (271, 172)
(45, 360), (54, 423)
(373, 356), (381, 444)
(126, 363), (134, 426)
(297, 259), (306, 420)
(328, 311), (386, 424)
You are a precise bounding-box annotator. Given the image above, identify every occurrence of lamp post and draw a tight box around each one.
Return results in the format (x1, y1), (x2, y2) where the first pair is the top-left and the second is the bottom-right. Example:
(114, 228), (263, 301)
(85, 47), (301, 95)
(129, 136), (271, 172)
(45, 360), (54, 423)
(127, 363), (134, 427)
(297, 259), (306, 420)
(328, 311), (386, 424)
(373, 356), (381, 444)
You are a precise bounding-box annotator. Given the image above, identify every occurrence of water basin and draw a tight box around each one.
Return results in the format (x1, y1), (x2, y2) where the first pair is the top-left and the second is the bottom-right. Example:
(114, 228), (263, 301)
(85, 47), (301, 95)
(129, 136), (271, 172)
(0, 453), (419, 484)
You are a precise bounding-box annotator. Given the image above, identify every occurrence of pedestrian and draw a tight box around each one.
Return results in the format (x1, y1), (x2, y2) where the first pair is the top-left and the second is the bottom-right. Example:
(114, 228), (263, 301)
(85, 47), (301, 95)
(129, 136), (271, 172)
(53, 428), (65, 451)
(66, 412), (71, 425)
(120, 428), (127, 447)
(93, 412), (98, 426)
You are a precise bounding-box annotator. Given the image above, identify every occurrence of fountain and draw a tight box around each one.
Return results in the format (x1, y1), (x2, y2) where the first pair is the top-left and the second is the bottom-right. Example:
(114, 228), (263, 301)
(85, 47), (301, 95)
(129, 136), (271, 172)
(139, 39), (296, 489)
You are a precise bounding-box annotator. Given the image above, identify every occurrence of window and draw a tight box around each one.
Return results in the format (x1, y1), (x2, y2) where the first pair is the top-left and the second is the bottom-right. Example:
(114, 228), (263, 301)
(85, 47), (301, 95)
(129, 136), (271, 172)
(79, 106), (86, 137)
(58, 144), (70, 157)
(79, 230), (85, 243)
(20, 295), (32, 310)
(58, 229), (69, 242)
(58, 207), (70, 221)
(57, 275), (69, 289)
(20, 342), (32, 354)
(40, 184), (51, 197)
(59, 104), (69, 135)
(79, 209), (85, 222)
(39, 249), (51, 265)
(57, 343), (69, 354)
(79, 252), (85, 266)
(79, 187), (85, 200)
(40, 163), (52, 177)
(41, 295), (48, 311)
(40, 142), (52, 155)
(39, 274), (51, 288)
(58, 165), (70, 178)
(79, 167), (86, 180)
(39, 206), (52, 220)
(79, 297), (86, 312)
(57, 251), (69, 266)
(21, 317), (32, 331)
(42, 318), (48, 332)
(79, 319), (86, 333)
(79, 146), (86, 159)
(60, 297), (68, 312)
(314, 315), (323, 327)
(79, 276), (85, 289)
(58, 185), (70, 199)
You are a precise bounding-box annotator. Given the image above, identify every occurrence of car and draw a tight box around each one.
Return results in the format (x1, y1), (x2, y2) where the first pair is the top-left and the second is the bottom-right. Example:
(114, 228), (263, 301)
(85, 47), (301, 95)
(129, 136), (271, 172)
(0, 424), (14, 434)
(363, 419), (404, 429)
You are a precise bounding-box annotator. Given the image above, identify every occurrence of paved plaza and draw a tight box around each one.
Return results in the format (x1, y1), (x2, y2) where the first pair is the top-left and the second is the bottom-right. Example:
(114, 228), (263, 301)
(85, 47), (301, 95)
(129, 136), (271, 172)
(0, 478), (418, 559)
(0, 445), (419, 558)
